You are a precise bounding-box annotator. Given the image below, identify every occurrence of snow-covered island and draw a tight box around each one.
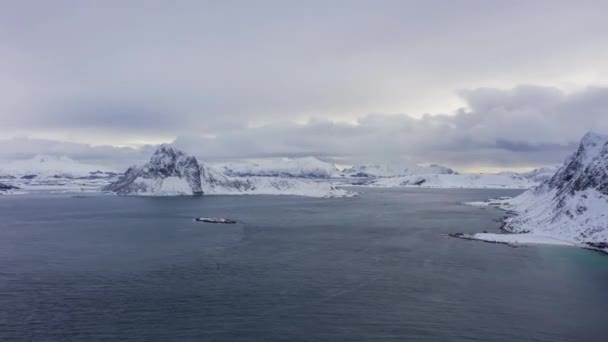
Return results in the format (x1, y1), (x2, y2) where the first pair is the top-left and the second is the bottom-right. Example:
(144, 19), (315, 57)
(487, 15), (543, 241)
(103, 145), (353, 198)
(457, 132), (608, 254)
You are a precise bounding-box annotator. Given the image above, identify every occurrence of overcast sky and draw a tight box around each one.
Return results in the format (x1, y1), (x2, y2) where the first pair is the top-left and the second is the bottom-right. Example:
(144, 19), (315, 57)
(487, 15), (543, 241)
(1, 0), (607, 171)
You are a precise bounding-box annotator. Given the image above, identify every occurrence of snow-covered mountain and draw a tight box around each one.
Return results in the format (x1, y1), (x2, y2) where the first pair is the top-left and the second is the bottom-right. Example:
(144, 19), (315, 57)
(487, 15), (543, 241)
(0, 155), (120, 193)
(103, 146), (204, 195)
(0, 155), (117, 179)
(340, 159), (559, 189)
(218, 157), (339, 179)
(501, 132), (608, 251)
(360, 172), (537, 189)
(342, 162), (458, 178)
(104, 146), (351, 197)
(0, 182), (20, 194)
(520, 166), (559, 183)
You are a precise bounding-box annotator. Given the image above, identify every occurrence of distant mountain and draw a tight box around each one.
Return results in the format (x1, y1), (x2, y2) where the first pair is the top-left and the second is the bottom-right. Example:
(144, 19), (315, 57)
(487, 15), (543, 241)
(0, 182), (20, 194)
(357, 172), (537, 189)
(0, 155), (119, 193)
(520, 166), (559, 183)
(342, 161), (558, 189)
(218, 157), (339, 179)
(505, 132), (608, 251)
(343, 162), (458, 178)
(104, 146), (351, 197)
(0, 155), (117, 179)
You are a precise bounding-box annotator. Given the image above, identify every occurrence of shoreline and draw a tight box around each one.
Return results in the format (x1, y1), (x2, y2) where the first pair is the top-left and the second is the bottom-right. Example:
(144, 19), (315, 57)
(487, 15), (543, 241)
(457, 198), (608, 256)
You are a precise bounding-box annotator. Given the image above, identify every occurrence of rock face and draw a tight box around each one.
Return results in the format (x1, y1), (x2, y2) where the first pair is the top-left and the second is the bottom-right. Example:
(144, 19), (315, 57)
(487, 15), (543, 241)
(103, 145), (203, 195)
(505, 132), (608, 249)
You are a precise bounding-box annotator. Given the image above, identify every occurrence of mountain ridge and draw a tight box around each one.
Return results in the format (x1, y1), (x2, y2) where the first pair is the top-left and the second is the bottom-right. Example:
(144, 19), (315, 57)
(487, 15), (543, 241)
(504, 131), (608, 250)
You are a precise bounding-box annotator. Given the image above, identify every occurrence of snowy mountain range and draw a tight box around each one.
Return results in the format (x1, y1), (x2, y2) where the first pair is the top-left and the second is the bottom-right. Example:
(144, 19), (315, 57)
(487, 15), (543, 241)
(358, 172), (539, 189)
(341, 165), (553, 189)
(0, 155), (120, 193)
(342, 162), (458, 178)
(218, 157), (340, 179)
(0, 155), (117, 179)
(103, 146), (352, 197)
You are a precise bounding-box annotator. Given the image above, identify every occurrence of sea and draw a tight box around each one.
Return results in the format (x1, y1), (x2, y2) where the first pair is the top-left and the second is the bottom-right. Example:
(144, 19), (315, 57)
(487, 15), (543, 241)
(1, 188), (607, 341)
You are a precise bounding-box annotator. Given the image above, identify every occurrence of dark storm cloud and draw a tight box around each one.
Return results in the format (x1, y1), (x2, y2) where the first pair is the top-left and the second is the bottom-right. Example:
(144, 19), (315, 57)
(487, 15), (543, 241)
(0, 1), (607, 169)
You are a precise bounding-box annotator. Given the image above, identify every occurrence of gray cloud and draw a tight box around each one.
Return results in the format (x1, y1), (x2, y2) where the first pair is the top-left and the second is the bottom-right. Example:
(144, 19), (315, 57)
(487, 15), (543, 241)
(1, 85), (606, 171)
(0, 1), (607, 170)
(172, 86), (607, 170)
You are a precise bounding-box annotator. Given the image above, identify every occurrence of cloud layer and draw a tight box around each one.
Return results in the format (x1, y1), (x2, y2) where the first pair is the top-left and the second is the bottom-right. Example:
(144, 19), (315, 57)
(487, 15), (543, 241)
(2, 85), (607, 171)
(172, 86), (608, 169)
(1, 1), (607, 170)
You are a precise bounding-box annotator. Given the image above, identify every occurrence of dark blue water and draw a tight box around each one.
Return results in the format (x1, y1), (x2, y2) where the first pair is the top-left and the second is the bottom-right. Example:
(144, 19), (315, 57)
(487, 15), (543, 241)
(1, 188), (607, 341)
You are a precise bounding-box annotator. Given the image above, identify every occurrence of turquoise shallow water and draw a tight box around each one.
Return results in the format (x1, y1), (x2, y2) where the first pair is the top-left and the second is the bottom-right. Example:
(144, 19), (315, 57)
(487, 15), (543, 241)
(1, 188), (607, 341)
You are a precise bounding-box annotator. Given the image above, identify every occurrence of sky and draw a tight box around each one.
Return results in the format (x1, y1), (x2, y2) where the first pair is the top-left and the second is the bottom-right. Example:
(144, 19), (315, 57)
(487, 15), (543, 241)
(1, 0), (608, 171)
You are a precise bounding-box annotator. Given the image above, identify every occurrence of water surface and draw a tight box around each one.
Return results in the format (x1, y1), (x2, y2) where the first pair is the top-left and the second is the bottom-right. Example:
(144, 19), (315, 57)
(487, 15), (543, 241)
(1, 188), (607, 341)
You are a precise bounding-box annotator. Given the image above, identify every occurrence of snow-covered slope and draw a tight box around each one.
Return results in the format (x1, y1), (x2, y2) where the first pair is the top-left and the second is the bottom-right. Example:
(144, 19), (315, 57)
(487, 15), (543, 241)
(501, 132), (608, 251)
(218, 157), (339, 179)
(104, 146), (352, 197)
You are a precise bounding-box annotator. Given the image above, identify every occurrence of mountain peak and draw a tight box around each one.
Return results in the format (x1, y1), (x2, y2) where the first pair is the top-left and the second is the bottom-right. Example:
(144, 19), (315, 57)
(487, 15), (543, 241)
(580, 131), (608, 145)
(579, 132), (608, 161)
(546, 131), (608, 194)
(151, 144), (187, 160)
(104, 145), (203, 195)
